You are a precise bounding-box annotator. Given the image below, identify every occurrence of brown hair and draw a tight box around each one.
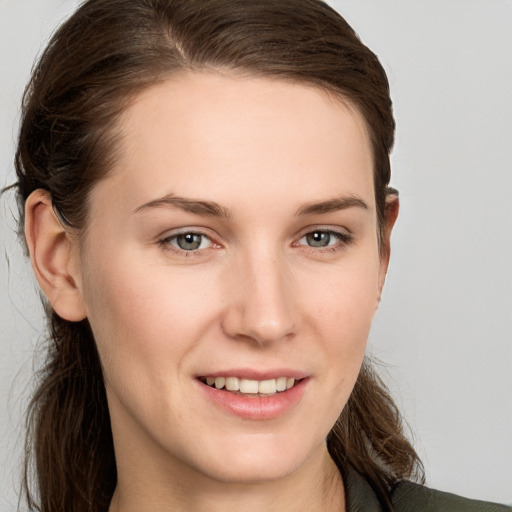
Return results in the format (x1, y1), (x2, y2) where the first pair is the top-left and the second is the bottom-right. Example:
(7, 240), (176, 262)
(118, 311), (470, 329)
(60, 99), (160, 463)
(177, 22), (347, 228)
(14, 0), (423, 510)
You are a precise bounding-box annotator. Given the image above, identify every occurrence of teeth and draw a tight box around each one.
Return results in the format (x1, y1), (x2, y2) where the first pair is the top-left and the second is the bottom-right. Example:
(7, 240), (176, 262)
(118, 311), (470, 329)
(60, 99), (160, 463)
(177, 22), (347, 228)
(240, 379), (259, 394)
(258, 379), (277, 394)
(204, 376), (298, 394)
(225, 377), (240, 391)
(276, 376), (287, 392)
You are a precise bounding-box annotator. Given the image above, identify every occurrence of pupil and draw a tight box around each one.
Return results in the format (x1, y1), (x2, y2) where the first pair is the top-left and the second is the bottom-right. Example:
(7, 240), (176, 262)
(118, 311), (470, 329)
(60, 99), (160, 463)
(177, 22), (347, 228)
(307, 231), (330, 247)
(177, 233), (202, 250)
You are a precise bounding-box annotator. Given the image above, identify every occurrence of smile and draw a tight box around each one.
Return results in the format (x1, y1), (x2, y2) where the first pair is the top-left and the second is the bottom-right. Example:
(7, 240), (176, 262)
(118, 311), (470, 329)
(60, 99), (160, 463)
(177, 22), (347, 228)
(197, 374), (309, 420)
(200, 376), (297, 396)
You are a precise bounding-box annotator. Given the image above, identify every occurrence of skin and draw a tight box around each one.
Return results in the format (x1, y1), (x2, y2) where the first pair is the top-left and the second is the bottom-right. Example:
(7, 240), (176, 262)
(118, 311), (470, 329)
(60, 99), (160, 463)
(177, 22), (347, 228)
(25, 72), (398, 512)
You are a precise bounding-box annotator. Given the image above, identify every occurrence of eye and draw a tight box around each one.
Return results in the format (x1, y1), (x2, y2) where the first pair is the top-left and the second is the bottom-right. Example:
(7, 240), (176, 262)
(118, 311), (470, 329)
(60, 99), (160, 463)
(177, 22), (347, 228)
(297, 230), (351, 249)
(164, 232), (213, 252)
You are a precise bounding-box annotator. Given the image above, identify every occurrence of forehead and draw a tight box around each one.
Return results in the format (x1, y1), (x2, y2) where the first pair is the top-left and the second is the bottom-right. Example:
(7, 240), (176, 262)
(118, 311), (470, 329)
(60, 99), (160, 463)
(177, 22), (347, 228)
(95, 71), (375, 216)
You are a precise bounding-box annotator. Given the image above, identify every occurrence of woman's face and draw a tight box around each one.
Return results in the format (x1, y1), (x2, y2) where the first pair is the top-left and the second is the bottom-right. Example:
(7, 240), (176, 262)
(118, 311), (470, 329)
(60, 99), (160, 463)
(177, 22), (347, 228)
(77, 72), (387, 485)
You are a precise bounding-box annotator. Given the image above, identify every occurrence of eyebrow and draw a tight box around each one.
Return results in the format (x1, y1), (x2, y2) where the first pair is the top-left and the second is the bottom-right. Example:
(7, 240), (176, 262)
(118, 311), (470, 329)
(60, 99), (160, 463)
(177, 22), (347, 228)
(296, 196), (369, 216)
(133, 194), (231, 218)
(133, 194), (368, 218)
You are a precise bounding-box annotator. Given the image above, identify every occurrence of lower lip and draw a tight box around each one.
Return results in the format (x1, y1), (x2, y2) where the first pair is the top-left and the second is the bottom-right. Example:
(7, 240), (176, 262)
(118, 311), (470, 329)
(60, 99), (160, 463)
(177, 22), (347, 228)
(197, 378), (309, 420)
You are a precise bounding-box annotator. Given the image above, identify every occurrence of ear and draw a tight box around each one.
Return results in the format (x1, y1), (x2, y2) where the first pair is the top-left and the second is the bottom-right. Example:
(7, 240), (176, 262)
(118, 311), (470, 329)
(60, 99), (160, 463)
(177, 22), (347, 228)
(24, 189), (87, 321)
(378, 189), (400, 297)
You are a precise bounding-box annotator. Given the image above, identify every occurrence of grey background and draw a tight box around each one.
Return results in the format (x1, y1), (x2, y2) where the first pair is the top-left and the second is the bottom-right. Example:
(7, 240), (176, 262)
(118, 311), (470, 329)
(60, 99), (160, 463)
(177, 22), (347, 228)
(1, 0), (511, 509)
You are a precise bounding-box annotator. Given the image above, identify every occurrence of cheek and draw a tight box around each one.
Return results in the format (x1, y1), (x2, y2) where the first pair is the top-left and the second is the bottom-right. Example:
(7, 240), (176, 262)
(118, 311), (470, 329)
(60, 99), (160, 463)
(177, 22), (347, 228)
(80, 249), (217, 385)
(304, 253), (381, 332)
(301, 254), (380, 388)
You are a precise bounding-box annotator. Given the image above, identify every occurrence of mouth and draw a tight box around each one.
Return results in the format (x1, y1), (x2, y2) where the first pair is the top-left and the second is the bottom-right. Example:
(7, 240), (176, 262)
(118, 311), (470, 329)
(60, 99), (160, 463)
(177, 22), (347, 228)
(198, 376), (300, 397)
(196, 373), (309, 420)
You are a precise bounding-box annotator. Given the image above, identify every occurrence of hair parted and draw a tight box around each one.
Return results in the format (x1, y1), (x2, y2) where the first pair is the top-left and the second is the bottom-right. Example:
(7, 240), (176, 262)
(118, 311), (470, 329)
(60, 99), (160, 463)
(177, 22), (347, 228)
(14, 1), (423, 510)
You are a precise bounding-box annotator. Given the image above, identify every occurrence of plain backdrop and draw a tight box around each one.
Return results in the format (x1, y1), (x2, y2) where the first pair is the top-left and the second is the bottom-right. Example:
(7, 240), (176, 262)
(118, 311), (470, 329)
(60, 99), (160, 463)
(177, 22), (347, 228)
(1, 0), (511, 509)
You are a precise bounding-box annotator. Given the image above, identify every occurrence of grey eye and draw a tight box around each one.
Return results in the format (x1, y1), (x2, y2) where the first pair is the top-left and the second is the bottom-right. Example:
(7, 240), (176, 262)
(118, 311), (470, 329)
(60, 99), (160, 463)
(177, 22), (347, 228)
(174, 233), (206, 251)
(305, 231), (334, 247)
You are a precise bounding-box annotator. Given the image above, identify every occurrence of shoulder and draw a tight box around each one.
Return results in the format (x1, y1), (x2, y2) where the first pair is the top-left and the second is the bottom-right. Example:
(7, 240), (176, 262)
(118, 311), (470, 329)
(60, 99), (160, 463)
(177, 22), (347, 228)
(342, 466), (511, 512)
(391, 480), (512, 512)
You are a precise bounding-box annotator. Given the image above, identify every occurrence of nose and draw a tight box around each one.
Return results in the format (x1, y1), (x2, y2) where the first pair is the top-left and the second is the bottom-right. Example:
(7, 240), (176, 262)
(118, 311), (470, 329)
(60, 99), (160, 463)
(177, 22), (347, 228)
(221, 248), (298, 346)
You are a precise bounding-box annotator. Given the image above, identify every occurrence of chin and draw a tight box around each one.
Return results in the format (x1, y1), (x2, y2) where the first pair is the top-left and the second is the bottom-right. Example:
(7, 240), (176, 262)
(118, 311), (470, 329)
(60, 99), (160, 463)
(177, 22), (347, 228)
(187, 433), (319, 485)
(200, 458), (301, 486)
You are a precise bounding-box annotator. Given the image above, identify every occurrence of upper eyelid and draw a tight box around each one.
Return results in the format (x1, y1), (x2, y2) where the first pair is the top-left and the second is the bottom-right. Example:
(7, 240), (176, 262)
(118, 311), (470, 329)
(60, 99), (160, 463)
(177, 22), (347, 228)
(298, 229), (348, 239)
(165, 231), (211, 241)
(158, 227), (216, 241)
(295, 229), (351, 244)
(295, 225), (352, 238)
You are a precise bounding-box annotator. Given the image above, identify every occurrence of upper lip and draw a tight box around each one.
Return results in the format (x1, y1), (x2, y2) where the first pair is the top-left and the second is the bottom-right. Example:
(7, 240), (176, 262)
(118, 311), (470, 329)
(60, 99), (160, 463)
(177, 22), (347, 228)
(196, 368), (309, 380)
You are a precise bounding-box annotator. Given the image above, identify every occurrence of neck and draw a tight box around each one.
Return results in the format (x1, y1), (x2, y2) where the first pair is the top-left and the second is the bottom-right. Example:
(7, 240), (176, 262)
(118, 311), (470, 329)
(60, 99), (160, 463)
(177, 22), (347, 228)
(109, 447), (345, 512)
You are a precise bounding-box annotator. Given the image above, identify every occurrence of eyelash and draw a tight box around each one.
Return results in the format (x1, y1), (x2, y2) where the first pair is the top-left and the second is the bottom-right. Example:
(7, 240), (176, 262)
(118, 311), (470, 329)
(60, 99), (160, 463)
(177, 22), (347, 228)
(295, 229), (353, 254)
(157, 228), (353, 257)
(158, 230), (215, 256)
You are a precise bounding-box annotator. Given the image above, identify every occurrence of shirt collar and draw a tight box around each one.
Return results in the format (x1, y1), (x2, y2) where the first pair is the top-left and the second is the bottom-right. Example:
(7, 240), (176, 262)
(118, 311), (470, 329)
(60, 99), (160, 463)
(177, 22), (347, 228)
(343, 466), (384, 512)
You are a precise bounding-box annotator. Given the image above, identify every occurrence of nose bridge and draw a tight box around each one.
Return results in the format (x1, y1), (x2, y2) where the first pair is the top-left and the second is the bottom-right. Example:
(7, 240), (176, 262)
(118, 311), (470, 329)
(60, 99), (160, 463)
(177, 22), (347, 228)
(222, 242), (297, 345)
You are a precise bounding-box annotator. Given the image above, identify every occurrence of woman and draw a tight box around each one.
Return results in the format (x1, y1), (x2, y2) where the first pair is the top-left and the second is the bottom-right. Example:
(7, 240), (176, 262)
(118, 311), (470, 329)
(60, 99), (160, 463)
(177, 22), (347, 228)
(8, 0), (510, 511)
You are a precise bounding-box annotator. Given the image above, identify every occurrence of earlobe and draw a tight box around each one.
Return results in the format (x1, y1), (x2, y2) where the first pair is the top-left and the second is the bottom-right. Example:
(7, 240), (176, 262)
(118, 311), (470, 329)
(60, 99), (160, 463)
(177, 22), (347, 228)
(377, 190), (400, 299)
(25, 189), (87, 322)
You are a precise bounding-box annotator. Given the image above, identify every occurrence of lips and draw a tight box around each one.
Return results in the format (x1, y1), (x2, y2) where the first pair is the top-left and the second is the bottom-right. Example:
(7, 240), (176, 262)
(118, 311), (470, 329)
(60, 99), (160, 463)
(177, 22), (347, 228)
(196, 370), (309, 420)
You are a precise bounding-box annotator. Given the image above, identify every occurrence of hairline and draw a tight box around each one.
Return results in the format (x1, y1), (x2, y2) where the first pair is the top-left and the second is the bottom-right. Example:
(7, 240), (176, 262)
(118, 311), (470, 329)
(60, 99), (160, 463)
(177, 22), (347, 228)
(76, 67), (382, 251)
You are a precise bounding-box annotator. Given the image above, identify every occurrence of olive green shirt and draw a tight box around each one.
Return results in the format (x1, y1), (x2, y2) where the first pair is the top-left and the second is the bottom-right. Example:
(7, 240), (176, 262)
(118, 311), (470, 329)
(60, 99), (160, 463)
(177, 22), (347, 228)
(345, 468), (511, 512)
